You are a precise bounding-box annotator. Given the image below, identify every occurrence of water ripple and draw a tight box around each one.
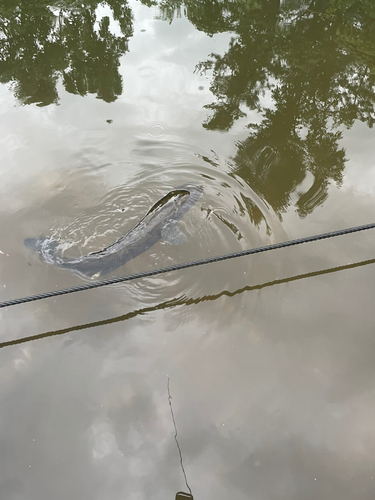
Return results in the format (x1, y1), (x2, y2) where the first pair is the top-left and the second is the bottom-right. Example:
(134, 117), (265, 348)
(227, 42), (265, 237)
(24, 137), (285, 304)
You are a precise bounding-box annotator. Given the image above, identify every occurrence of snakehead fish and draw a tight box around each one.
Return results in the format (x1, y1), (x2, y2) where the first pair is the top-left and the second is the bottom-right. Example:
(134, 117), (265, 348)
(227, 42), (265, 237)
(24, 182), (203, 278)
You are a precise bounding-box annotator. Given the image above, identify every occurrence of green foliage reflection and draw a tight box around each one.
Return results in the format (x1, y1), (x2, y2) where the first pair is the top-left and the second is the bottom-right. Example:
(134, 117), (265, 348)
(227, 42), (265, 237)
(157, 0), (375, 217)
(0, 0), (133, 105)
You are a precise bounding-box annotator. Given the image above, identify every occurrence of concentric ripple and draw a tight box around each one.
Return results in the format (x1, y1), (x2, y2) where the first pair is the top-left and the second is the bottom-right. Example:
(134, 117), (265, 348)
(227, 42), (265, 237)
(29, 136), (285, 305)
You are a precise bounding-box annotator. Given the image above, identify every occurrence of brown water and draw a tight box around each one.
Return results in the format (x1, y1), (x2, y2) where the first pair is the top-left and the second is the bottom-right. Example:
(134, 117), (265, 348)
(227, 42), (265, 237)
(1, 1), (375, 499)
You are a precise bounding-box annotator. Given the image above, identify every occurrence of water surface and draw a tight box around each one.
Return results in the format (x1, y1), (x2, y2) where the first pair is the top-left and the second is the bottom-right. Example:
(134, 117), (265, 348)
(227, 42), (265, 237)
(1, 1), (375, 499)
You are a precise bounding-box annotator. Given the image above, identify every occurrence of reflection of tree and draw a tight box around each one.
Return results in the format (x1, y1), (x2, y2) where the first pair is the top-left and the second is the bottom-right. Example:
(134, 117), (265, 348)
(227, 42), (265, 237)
(155, 0), (375, 218)
(156, 0), (237, 35)
(0, 0), (133, 106)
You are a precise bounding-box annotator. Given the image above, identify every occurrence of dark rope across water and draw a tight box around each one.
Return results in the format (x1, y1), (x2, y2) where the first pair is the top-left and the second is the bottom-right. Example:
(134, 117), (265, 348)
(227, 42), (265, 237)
(1, 221), (374, 309)
(1, 256), (374, 349)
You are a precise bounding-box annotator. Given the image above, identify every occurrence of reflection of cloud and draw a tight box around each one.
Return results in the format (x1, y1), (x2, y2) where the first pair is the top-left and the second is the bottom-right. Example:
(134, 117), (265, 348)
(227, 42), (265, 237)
(226, 434), (374, 499)
(13, 346), (32, 372)
(2, 221), (375, 499)
(90, 417), (121, 459)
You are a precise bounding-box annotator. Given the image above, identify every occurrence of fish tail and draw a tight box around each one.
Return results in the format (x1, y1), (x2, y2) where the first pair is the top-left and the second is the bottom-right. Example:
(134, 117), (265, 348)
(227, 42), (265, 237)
(24, 237), (65, 266)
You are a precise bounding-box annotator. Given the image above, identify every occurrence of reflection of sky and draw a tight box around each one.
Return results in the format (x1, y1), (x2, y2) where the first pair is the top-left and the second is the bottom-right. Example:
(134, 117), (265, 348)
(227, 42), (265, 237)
(95, 4), (123, 36)
(1, 1), (375, 499)
(2, 238), (375, 500)
(118, 2), (234, 128)
(339, 121), (375, 195)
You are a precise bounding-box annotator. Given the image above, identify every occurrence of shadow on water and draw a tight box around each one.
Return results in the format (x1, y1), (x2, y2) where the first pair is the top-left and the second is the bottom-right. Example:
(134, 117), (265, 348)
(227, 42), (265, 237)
(0, 0), (133, 105)
(2, 256), (374, 349)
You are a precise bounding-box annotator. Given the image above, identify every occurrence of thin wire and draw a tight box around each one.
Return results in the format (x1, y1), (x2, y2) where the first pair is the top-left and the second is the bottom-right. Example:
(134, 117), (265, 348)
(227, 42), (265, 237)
(1, 221), (375, 309)
(168, 377), (192, 496)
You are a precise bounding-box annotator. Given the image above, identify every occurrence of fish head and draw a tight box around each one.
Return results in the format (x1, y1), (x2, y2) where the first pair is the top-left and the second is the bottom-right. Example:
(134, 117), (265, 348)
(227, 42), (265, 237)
(24, 237), (46, 252)
(24, 237), (61, 264)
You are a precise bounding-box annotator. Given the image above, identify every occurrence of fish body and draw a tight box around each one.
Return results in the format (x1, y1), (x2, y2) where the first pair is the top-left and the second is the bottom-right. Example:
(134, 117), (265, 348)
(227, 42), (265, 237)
(25, 183), (203, 278)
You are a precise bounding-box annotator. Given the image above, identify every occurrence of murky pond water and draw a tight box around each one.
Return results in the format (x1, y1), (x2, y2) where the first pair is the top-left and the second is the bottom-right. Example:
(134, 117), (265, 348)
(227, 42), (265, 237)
(1, 1), (375, 498)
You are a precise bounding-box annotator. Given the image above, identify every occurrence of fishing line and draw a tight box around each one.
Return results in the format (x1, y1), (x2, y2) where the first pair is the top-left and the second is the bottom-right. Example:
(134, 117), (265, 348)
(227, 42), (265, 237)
(168, 377), (193, 497)
(0, 221), (374, 309)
